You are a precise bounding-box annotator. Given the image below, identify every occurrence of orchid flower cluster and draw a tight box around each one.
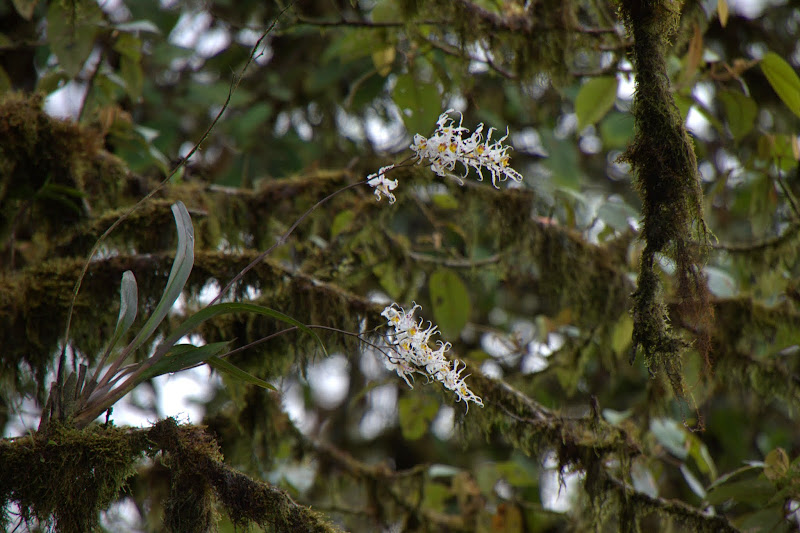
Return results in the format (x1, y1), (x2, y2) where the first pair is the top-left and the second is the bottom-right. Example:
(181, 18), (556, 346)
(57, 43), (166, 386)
(379, 303), (484, 411)
(366, 110), (523, 203)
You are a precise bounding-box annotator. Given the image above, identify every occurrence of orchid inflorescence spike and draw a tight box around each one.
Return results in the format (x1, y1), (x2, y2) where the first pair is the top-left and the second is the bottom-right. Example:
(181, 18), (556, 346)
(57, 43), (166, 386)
(366, 164), (398, 204)
(379, 303), (483, 411)
(367, 109), (523, 203)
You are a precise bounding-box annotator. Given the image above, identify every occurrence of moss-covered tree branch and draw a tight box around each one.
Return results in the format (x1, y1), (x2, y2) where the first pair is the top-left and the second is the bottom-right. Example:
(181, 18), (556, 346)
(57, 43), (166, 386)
(618, 0), (712, 396)
(0, 419), (341, 533)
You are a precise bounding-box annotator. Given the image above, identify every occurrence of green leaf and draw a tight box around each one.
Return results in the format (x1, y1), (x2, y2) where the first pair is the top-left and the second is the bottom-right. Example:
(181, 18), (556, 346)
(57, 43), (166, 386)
(371, 0), (401, 22)
(688, 97), (726, 135)
(718, 90), (758, 140)
(372, 46), (395, 77)
(227, 102), (273, 148)
(429, 269), (471, 338)
(134, 125), (161, 144)
(393, 74), (441, 136)
(734, 506), (790, 533)
(12, 0), (38, 20)
(575, 77), (619, 130)
(602, 408), (632, 425)
(39, 183), (86, 198)
(761, 52), (800, 119)
(139, 342), (230, 381)
(674, 93), (693, 122)
(422, 483), (450, 512)
(106, 271), (138, 355)
(757, 134), (798, 169)
(163, 302), (327, 357)
(428, 464), (462, 478)
(599, 112), (634, 149)
(126, 202), (194, 356)
(330, 210), (355, 239)
(688, 435), (718, 481)
(763, 448), (789, 482)
(680, 464), (707, 498)
(610, 315), (634, 356)
(0, 66), (10, 95)
(398, 394), (438, 440)
(36, 71), (69, 94)
(119, 55), (143, 101)
(321, 29), (373, 64)
(705, 476), (775, 505)
(494, 459), (538, 487)
(113, 32), (142, 61)
(597, 198), (638, 232)
(650, 418), (687, 460)
(36, 183), (84, 214)
(115, 20), (161, 34)
(717, 0), (729, 27)
(373, 261), (404, 299)
(540, 130), (581, 189)
(631, 460), (658, 498)
(706, 464), (763, 493)
(207, 356), (277, 391)
(47, 1), (103, 78)
(704, 266), (737, 298)
(431, 193), (459, 210)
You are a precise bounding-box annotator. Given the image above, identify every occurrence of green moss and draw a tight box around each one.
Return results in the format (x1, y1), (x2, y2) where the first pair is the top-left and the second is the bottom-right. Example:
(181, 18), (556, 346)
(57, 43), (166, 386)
(617, 0), (712, 395)
(0, 418), (340, 532)
(0, 93), (129, 269)
(0, 257), (124, 400)
(467, 371), (641, 464)
(710, 298), (800, 411)
(0, 423), (146, 532)
(420, 0), (613, 83)
(486, 188), (633, 328)
(147, 418), (340, 533)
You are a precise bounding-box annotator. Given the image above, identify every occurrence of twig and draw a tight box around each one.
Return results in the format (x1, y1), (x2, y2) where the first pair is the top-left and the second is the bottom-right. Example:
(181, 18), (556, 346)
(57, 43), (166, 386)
(421, 36), (516, 79)
(209, 180), (366, 305)
(710, 222), (800, 253)
(602, 474), (740, 533)
(455, 0), (618, 36)
(77, 49), (104, 123)
(776, 171), (800, 220)
(407, 251), (500, 268)
(293, 15), (443, 28)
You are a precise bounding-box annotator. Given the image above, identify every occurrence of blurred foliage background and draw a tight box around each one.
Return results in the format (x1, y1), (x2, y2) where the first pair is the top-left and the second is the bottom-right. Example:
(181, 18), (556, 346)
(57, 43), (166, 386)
(2, 0), (800, 531)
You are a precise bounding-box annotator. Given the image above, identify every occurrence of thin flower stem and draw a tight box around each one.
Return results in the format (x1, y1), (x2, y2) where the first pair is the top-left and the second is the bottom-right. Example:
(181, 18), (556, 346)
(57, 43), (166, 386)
(100, 324), (394, 379)
(225, 328), (298, 359)
(210, 179), (367, 305)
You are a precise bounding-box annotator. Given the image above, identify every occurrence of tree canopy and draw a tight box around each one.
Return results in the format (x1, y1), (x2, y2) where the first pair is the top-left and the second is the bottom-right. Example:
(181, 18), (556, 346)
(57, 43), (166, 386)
(2, 0), (800, 531)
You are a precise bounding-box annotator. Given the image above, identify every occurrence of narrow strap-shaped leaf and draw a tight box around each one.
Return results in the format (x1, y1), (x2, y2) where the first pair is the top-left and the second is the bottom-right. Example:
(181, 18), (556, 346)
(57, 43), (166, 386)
(83, 271), (140, 398)
(138, 341), (230, 382)
(207, 356), (277, 391)
(126, 201), (195, 355)
(161, 301), (328, 357)
(108, 271), (138, 354)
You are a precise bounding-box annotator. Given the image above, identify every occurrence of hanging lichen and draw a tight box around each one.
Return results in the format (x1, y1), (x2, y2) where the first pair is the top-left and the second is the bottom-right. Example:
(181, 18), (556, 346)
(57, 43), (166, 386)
(617, 0), (713, 398)
(0, 93), (129, 270)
